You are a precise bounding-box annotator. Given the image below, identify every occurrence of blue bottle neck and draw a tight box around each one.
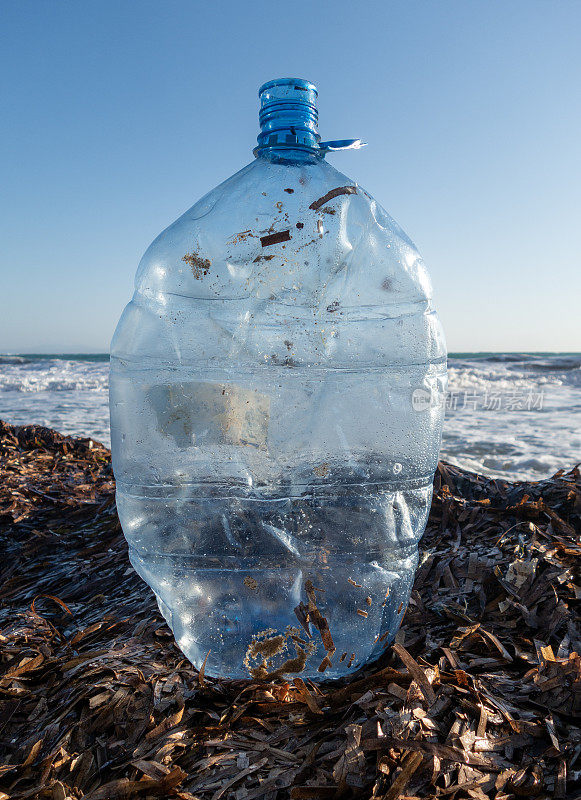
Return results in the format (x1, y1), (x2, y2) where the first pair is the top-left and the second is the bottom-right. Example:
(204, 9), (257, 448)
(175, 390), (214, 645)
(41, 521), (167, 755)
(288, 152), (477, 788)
(254, 78), (324, 159)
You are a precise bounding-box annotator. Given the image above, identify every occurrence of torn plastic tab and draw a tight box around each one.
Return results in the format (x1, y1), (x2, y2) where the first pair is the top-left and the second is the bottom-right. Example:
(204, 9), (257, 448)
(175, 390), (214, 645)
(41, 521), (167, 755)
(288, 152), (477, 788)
(318, 139), (367, 153)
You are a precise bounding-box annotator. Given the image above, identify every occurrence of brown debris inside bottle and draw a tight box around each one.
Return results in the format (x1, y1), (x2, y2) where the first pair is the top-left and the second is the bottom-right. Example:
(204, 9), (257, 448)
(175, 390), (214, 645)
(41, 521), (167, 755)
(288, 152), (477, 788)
(182, 251), (211, 279)
(229, 229), (255, 245)
(313, 463), (329, 477)
(243, 576), (258, 591)
(260, 230), (291, 247)
(247, 630), (285, 660)
(244, 627), (316, 681)
(347, 577), (362, 587)
(309, 185), (357, 211)
(293, 601), (311, 637)
(293, 578), (336, 671)
(303, 579), (335, 656)
(356, 609), (368, 618)
(317, 655), (332, 673)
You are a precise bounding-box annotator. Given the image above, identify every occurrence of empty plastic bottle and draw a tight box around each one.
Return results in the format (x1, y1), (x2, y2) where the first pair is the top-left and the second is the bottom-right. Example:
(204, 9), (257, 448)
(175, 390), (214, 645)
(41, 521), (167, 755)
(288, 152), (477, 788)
(110, 78), (447, 679)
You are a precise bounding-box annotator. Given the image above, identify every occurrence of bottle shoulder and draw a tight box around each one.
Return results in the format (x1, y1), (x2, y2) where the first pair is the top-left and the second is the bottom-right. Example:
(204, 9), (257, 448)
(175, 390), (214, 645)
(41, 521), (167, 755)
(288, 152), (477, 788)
(133, 156), (434, 310)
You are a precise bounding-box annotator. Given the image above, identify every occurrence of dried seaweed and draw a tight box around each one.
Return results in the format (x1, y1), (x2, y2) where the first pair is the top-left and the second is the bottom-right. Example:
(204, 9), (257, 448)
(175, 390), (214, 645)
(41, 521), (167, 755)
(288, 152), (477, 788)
(0, 421), (579, 799)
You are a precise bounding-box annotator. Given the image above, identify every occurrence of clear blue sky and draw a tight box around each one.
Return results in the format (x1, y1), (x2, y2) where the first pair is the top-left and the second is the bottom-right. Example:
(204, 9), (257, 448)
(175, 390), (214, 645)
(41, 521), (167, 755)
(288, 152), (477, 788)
(1, 0), (580, 353)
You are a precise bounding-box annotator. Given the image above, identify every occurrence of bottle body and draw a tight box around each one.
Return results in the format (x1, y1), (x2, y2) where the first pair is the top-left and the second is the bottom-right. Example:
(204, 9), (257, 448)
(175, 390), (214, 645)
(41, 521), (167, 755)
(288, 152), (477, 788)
(110, 153), (446, 679)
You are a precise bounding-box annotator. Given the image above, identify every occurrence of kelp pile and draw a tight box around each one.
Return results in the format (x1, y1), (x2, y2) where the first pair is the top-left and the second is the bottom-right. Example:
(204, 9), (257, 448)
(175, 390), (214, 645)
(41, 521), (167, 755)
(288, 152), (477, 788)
(0, 421), (579, 799)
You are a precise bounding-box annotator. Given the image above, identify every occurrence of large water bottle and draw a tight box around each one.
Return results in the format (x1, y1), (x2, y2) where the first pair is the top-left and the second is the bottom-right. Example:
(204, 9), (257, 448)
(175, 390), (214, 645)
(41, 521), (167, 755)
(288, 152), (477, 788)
(110, 78), (446, 680)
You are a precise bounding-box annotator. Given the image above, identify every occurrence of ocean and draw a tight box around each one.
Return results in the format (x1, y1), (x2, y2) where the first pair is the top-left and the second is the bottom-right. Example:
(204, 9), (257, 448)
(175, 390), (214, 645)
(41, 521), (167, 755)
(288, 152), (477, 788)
(0, 353), (579, 482)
